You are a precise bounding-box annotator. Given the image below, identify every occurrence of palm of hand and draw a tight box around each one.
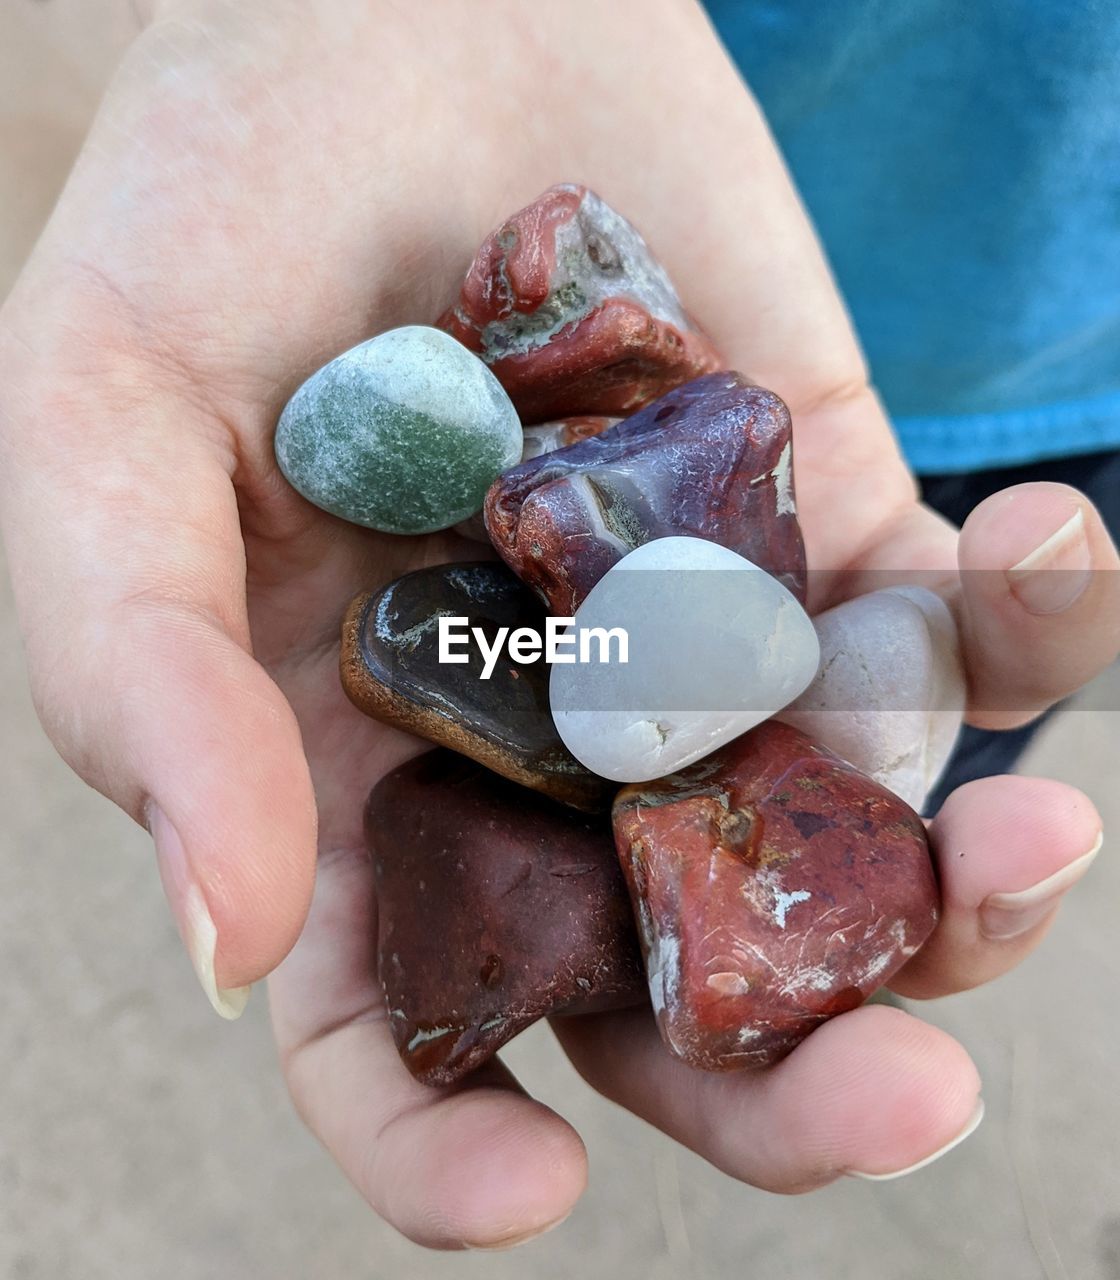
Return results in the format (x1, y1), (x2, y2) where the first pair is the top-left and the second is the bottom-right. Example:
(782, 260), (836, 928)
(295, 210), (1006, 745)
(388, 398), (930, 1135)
(1, 4), (1115, 1249)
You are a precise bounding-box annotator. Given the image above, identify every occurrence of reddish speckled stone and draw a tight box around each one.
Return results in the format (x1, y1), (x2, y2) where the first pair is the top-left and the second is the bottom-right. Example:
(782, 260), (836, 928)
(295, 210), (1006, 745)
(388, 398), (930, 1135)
(438, 184), (721, 421)
(612, 721), (939, 1071)
(368, 751), (645, 1086)
(485, 371), (807, 614)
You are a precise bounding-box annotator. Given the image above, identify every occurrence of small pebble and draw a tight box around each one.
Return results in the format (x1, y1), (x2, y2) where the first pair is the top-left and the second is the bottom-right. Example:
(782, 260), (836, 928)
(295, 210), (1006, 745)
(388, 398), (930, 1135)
(613, 721), (939, 1071)
(486, 371), (807, 614)
(439, 184), (720, 420)
(369, 751), (645, 1086)
(340, 562), (614, 811)
(778, 586), (965, 809)
(275, 325), (521, 534)
(549, 537), (820, 783)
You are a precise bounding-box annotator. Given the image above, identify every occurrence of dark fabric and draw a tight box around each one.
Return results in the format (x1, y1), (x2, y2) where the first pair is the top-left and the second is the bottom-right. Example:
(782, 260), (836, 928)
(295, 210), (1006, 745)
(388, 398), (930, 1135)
(919, 447), (1120, 530)
(919, 447), (1120, 814)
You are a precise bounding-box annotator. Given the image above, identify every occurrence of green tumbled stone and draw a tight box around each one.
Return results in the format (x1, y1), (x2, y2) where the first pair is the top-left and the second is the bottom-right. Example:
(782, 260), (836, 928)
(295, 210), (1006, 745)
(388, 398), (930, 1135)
(275, 326), (522, 535)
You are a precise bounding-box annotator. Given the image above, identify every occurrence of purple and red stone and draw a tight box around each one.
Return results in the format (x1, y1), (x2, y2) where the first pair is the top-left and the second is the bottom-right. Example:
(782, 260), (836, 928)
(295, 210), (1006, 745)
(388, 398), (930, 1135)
(485, 371), (807, 614)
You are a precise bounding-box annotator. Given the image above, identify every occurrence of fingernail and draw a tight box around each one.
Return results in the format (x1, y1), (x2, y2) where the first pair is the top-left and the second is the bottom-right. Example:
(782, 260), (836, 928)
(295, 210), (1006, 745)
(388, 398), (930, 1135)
(148, 803), (251, 1020)
(466, 1210), (572, 1251)
(849, 1098), (985, 1181)
(1006, 508), (1091, 614)
(980, 831), (1103, 941)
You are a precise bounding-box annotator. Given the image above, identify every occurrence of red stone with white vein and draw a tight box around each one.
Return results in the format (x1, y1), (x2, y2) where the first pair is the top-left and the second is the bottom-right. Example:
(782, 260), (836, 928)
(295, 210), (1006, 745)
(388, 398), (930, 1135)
(612, 721), (939, 1071)
(438, 184), (721, 421)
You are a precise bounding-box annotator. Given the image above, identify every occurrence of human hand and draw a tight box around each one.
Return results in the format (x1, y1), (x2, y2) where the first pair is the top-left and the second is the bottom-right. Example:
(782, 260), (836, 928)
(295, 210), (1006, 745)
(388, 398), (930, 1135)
(1, 0), (1116, 1248)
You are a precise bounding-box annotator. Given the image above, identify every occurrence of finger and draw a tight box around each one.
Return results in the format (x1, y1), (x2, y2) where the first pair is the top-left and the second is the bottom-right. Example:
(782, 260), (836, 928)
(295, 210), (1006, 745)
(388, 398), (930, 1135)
(0, 383), (316, 1014)
(270, 841), (586, 1250)
(824, 485), (1120, 727)
(891, 775), (1102, 999)
(955, 483), (1120, 728)
(555, 1002), (982, 1190)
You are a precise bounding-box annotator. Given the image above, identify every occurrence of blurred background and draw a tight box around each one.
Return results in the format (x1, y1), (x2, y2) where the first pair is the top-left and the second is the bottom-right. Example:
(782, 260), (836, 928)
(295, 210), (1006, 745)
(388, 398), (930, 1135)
(2, 4), (1118, 1278)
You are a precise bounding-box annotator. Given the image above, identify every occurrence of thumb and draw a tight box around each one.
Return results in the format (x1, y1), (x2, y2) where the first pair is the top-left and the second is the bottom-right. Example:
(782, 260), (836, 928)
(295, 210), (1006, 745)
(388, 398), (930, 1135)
(0, 381), (316, 1018)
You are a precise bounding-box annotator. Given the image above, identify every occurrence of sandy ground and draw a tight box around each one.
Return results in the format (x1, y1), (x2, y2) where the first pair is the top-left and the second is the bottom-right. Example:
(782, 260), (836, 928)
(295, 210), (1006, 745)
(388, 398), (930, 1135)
(2, 7), (1118, 1277)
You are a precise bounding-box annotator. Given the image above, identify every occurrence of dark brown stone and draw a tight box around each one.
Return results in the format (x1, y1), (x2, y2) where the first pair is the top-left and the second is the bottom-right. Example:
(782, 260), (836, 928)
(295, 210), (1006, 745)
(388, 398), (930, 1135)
(613, 721), (939, 1071)
(368, 751), (646, 1086)
(341, 562), (614, 811)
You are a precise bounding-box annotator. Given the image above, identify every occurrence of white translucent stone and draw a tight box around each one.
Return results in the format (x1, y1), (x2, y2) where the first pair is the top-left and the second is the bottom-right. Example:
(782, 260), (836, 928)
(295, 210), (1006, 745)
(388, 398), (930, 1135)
(549, 536), (820, 783)
(777, 587), (965, 810)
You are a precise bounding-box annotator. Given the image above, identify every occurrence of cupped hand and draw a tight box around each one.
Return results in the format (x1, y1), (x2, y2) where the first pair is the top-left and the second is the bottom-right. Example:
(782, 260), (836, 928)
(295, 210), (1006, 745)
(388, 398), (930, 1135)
(1, 0), (1116, 1249)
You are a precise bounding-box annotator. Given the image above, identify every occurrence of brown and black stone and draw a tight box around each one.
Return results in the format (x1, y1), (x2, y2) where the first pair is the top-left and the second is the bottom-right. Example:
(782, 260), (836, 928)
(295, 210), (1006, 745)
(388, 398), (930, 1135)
(341, 561), (614, 812)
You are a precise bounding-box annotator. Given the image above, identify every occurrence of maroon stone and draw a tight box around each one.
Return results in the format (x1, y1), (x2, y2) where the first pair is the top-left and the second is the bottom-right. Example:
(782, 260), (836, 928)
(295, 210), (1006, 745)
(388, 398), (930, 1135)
(368, 751), (645, 1086)
(485, 371), (807, 614)
(438, 184), (721, 421)
(612, 722), (939, 1071)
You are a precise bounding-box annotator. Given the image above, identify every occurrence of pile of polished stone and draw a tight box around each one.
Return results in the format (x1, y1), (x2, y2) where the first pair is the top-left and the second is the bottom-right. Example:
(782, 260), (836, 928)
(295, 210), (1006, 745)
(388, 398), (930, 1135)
(275, 185), (964, 1086)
